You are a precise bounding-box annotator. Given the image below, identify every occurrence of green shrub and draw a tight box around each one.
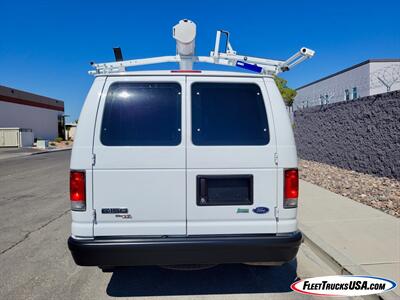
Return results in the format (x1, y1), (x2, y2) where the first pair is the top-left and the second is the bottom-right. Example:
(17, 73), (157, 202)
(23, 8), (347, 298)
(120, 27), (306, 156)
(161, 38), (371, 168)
(49, 142), (56, 146)
(65, 141), (70, 145)
(55, 137), (63, 143)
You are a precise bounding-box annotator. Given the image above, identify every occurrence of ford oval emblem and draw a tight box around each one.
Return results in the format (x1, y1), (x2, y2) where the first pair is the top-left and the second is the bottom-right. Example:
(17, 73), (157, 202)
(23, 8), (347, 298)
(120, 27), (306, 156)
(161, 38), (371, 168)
(253, 207), (269, 214)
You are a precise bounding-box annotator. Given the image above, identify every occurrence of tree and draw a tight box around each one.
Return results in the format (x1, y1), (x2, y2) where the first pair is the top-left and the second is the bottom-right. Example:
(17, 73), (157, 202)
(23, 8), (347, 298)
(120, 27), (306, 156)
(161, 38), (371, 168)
(274, 76), (297, 107)
(370, 64), (400, 92)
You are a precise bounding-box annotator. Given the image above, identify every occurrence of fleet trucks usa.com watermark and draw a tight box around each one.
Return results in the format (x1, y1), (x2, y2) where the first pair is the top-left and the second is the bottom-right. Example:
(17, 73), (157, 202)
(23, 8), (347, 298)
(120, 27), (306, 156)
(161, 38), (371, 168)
(291, 275), (397, 297)
(303, 280), (386, 291)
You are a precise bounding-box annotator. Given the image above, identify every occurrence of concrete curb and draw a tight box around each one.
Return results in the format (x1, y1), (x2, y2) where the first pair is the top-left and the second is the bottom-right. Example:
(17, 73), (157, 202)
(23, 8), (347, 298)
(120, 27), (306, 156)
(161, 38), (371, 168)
(0, 147), (72, 161)
(300, 224), (398, 300)
(30, 147), (72, 155)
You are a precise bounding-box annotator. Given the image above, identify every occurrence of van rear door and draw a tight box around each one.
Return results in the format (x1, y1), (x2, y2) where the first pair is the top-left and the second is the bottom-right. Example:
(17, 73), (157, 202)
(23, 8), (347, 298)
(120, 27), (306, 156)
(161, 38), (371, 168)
(186, 76), (278, 235)
(92, 76), (186, 236)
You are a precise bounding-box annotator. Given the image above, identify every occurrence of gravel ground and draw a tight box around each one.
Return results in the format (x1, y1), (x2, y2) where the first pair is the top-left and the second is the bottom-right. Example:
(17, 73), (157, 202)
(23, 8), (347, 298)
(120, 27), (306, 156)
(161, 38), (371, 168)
(299, 159), (400, 217)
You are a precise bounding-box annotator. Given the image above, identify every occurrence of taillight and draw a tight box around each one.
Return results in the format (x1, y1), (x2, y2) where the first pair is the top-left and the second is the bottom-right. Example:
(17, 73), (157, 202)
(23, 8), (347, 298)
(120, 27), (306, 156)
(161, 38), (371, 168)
(70, 170), (86, 211)
(284, 169), (298, 208)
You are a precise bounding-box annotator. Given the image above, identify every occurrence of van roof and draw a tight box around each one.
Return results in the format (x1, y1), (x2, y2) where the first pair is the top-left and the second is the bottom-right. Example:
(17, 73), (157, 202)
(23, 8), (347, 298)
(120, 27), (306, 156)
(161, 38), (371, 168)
(95, 70), (271, 78)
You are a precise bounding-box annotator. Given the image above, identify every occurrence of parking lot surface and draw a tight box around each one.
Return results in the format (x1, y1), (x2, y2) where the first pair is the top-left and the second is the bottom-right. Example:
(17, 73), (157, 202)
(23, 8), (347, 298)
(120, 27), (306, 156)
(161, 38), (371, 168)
(0, 151), (339, 300)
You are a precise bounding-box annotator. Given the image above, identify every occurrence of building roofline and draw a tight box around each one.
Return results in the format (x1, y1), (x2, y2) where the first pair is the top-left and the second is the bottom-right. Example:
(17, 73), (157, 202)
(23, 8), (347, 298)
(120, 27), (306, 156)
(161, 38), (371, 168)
(0, 85), (64, 112)
(296, 58), (400, 90)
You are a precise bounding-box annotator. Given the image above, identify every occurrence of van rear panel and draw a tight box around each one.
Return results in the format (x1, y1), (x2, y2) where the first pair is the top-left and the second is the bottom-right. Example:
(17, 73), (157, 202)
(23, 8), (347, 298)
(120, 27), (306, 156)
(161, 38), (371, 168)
(69, 72), (301, 267)
(75, 74), (290, 238)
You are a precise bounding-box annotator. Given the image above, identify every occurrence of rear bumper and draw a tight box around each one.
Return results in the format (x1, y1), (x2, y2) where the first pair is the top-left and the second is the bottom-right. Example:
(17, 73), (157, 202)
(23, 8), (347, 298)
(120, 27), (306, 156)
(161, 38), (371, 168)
(68, 231), (302, 267)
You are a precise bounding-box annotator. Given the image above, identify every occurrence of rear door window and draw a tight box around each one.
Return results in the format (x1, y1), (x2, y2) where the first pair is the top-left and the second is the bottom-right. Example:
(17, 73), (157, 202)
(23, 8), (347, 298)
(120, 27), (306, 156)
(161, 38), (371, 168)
(101, 82), (181, 146)
(191, 82), (269, 145)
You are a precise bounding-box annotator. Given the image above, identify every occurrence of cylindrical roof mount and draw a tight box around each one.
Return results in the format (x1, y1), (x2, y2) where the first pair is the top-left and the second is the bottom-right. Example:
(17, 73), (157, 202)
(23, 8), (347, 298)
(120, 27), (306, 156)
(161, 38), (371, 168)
(173, 19), (197, 70)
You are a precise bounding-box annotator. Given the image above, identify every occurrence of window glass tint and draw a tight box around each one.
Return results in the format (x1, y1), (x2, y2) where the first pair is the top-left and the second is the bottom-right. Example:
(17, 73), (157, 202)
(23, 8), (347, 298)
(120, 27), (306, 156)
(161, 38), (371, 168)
(345, 89), (350, 101)
(101, 82), (181, 146)
(352, 87), (358, 99)
(191, 83), (269, 145)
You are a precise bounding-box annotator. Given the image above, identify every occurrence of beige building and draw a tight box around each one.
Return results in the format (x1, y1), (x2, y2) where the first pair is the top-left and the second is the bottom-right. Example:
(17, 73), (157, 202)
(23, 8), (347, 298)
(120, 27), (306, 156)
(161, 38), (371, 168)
(65, 123), (77, 141)
(0, 85), (64, 140)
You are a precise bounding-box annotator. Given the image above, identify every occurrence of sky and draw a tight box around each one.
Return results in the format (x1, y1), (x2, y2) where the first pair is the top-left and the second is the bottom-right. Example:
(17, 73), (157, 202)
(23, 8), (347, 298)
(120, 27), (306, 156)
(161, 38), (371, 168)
(0, 0), (399, 121)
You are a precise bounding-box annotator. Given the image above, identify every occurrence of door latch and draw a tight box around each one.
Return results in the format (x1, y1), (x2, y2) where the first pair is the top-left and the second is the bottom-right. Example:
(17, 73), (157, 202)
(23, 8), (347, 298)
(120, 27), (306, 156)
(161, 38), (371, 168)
(274, 207), (279, 222)
(274, 153), (278, 166)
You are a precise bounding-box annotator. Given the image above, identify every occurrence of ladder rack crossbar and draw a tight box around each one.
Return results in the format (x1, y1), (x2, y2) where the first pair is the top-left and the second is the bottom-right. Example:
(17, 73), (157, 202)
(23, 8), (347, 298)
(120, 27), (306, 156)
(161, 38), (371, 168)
(90, 55), (282, 75)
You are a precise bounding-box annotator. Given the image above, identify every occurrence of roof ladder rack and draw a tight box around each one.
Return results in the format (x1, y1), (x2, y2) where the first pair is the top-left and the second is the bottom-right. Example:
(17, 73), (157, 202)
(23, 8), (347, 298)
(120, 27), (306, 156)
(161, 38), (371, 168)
(89, 19), (315, 76)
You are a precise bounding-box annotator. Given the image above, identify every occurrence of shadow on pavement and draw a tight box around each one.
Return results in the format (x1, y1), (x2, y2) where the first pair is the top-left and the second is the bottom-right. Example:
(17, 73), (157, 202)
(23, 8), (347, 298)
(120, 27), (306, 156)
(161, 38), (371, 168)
(106, 260), (298, 297)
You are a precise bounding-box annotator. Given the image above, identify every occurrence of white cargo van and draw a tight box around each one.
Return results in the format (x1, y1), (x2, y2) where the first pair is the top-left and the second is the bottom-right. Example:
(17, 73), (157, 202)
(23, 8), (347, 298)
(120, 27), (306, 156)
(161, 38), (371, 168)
(68, 20), (314, 268)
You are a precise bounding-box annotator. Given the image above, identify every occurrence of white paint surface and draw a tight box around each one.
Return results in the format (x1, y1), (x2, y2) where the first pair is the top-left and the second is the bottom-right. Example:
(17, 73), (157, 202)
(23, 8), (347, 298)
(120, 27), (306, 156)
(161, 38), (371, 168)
(295, 60), (400, 109)
(71, 72), (299, 238)
(0, 101), (62, 140)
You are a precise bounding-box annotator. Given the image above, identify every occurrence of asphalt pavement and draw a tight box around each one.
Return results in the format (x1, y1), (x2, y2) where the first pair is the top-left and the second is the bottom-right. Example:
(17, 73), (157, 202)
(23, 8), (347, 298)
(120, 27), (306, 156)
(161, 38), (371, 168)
(0, 151), (340, 300)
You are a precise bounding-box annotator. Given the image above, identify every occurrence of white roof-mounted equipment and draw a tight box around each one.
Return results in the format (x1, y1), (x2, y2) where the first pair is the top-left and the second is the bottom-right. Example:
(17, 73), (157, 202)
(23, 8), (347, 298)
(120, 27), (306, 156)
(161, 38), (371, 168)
(89, 19), (315, 75)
